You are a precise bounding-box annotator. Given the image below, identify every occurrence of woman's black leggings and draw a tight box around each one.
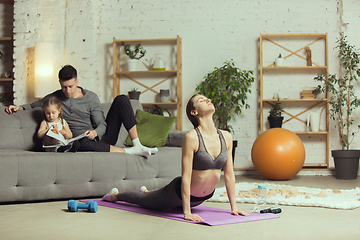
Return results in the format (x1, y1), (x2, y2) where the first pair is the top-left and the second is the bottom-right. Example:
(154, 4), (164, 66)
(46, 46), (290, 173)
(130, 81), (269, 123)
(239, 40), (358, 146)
(116, 177), (214, 210)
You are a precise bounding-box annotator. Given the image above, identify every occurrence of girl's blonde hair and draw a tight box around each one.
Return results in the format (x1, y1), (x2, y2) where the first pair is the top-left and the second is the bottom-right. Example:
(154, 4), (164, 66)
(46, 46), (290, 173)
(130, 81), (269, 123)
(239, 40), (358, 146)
(42, 96), (63, 120)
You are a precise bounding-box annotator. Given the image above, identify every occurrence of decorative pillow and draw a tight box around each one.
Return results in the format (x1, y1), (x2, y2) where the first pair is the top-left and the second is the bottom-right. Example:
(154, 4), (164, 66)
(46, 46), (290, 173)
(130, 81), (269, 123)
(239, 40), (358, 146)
(124, 109), (177, 147)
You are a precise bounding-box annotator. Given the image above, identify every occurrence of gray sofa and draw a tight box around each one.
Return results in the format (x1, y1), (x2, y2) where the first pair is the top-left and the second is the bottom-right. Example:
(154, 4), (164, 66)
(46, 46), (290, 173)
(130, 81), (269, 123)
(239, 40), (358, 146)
(0, 100), (185, 203)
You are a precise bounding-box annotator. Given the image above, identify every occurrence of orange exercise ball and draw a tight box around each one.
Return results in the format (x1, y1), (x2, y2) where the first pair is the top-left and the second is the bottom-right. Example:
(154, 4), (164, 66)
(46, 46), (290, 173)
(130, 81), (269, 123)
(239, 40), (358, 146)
(251, 128), (305, 180)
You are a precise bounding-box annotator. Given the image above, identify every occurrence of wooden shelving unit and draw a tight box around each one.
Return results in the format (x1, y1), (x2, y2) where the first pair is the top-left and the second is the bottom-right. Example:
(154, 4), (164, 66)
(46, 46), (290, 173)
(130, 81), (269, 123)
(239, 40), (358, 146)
(0, 1), (14, 104)
(259, 33), (329, 169)
(112, 36), (182, 130)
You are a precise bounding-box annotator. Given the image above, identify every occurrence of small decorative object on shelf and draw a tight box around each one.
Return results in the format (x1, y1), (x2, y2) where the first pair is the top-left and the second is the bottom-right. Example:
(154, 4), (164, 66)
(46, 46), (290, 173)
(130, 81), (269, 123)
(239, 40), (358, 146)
(307, 107), (324, 132)
(145, 53), (167, 70)
(301, 87), (316, 99)
(4, 71), (11, 78)
(275, 53), (284, 67)
(128, 88), (141, 100)
(121, 41), (146, 71)
(159, 89), (170, 102)
(153, 53), (166, 70)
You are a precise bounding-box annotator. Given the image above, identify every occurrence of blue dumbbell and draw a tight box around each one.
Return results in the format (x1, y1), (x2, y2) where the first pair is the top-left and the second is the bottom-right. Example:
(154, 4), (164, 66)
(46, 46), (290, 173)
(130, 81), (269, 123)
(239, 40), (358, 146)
(67, 200), (98, 213)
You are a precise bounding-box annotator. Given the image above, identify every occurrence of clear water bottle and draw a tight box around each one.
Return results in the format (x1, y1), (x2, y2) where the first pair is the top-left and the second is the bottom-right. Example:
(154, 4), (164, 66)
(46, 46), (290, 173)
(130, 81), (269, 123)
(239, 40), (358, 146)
(252, 184), (267, 213)
(257, 184), (266, 204)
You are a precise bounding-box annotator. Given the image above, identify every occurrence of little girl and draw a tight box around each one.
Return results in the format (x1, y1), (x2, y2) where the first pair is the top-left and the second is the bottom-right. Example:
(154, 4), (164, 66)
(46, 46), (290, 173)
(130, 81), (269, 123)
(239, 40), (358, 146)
(37, 97), (73, 152)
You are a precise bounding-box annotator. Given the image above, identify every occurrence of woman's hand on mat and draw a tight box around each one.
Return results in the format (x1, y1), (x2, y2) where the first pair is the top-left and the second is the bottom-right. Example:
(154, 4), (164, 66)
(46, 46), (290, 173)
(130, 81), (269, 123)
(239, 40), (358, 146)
(231, 210), (249, 216)
(184, 213), (204, 222)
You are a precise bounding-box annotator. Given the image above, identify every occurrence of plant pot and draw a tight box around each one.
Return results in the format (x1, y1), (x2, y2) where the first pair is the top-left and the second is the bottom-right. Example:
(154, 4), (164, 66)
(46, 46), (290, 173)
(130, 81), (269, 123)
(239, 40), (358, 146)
(127, 59), (139, 71)
(128, 91), (140, 100)
(275, 58), (284, 67)
(268, 116), (283, 128)
(332, 150), (360, 180)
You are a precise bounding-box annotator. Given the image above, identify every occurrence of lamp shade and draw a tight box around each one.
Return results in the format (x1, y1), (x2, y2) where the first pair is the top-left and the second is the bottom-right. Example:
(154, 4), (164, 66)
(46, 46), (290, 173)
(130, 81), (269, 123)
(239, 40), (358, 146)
(34, 42), (55, 98)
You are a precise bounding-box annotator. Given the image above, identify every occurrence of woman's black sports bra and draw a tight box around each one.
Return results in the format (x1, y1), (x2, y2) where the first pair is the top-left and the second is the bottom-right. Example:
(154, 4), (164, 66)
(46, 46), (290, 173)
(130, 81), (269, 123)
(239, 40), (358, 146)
(192, 127), (227, 170)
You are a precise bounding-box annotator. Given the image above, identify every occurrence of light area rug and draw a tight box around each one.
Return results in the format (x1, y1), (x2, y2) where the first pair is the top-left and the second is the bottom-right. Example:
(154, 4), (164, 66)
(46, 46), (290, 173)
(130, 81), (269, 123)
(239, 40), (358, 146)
(208, 182), (360, 210)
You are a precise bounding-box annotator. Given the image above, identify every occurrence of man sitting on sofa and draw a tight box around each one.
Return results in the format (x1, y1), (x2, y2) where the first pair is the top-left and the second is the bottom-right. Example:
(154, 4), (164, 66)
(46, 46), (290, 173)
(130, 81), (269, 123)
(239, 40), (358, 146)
(5, 65), (157, 157)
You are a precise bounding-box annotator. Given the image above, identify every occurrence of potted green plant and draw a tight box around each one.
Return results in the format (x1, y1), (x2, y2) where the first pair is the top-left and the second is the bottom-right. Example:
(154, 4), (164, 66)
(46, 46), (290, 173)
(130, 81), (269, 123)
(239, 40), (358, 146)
(314, 35), (360, 179)
(195, 59), (255, 162)
(128, 87), (141, 100)
(268, 98), (283, 128)
(121, 42), (146, 71)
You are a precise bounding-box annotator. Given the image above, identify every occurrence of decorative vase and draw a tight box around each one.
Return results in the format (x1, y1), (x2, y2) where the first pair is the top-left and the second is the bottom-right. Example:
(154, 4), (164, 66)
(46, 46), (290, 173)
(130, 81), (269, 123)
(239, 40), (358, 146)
(275, 58), (284, 67)
(128, 91), (140, 100)
(127, 59), (139, 71)
(268, 116), (283, 128)
(159, 89), (170, 102)
(332, 150), (360, 180)
(307, 107), (324, 132)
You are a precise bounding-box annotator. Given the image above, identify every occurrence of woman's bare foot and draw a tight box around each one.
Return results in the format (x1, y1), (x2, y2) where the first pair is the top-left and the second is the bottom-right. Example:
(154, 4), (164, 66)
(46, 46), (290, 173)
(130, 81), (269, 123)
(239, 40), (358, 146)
(102, 188), (119, 202)
(111, 191), (119, 202)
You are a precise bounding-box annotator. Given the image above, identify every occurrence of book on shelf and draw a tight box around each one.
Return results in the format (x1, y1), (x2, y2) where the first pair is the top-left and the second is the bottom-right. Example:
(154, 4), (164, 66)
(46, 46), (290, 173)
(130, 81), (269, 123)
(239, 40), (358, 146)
(43, 127), (87, 148)
(301, 90), (315, 99)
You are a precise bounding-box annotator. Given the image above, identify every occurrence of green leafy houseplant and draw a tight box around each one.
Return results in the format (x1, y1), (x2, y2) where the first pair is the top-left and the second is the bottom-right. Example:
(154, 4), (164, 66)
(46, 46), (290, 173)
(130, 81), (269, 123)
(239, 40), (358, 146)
(314, 36), (360, 151)
(195, 60), (255, 133)
(121, 42), (146, 60)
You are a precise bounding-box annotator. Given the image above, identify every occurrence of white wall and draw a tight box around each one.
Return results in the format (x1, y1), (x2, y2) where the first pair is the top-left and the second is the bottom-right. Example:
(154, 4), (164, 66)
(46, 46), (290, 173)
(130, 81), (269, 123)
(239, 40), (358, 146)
(11, 0), (360, 169)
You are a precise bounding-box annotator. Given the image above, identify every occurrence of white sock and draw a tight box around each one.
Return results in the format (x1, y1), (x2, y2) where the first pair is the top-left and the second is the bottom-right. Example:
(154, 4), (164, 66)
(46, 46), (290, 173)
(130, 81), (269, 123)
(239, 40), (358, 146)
(102, 188), (119, 202)
(125, 147), (152, 158)
(132, 138), (142, 148)
(139, 186), (148, 193)
(124, 138), (158, 158)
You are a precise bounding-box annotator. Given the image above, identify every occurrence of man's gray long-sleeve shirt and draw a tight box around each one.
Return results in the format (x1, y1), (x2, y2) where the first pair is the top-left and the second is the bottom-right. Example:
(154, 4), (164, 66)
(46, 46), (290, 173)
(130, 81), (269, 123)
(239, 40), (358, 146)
(22, 87), (107, 139)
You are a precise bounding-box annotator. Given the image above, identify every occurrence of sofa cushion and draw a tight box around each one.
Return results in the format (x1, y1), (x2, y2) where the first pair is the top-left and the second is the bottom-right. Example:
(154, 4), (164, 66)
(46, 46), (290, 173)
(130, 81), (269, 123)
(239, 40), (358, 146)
(0, 106), (43, 151)
(124, 109), (177, 148)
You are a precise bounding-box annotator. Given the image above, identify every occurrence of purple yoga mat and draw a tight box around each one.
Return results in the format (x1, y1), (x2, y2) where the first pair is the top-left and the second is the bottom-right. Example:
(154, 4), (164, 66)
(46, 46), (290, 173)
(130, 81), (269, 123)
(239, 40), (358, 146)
(82, 199), (279, 226)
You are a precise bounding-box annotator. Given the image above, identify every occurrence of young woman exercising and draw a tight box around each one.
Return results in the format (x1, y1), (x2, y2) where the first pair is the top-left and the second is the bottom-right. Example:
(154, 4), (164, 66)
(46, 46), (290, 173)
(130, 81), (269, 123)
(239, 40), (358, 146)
(102, 93), (249, 222)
